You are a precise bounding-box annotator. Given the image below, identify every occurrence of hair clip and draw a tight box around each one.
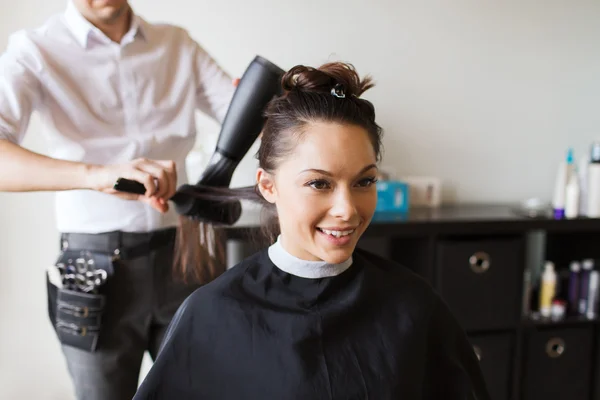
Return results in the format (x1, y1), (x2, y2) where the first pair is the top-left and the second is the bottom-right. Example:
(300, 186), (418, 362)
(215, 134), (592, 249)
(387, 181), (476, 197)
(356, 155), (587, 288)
(331, 84), (346, 99)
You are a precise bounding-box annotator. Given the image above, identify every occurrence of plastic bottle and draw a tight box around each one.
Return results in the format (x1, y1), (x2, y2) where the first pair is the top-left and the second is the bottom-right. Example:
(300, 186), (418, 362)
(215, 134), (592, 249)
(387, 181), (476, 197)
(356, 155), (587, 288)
(586, 270), (599, 319)
(568, 261), (580, 315)
(522, 269), (532, 316)
(565, 166), (580, 219)
(566, 147), (575, 178)
(579, 158), (589, 216)
(587, 142), (600, 218)
(539, 261), (557, 318)
(552, 148), (574, 219)
(579, 259), (594, 315)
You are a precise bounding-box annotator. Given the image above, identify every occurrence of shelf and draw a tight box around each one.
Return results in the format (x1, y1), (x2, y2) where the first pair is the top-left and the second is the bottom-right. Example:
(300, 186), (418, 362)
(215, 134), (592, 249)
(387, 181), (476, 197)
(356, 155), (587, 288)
(522, 314), (599, 329)
(226, 203), (600, 238)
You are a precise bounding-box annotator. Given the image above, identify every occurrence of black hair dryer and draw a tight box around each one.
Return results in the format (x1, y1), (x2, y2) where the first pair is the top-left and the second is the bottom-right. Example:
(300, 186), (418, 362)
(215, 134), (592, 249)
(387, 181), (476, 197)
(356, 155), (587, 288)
(114, 55), (285, 225)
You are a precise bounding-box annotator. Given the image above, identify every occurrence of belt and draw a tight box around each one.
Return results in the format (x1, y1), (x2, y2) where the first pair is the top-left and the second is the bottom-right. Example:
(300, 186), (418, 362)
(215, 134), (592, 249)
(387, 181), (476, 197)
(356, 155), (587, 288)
(59, 228), (177, 260)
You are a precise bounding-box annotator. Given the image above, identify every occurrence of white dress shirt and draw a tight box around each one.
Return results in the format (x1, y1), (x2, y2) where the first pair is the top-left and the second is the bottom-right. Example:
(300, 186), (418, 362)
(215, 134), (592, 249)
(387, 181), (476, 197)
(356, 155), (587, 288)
(0, 1), (235, 233)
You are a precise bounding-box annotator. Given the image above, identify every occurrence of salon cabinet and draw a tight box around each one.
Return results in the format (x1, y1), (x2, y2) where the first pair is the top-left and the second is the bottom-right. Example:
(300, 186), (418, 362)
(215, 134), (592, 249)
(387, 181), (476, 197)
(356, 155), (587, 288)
(468, 332), (514, 400)
(225, 204), (600, 400)
(436, 236), (524, 332)
(521, 324), (594, 400)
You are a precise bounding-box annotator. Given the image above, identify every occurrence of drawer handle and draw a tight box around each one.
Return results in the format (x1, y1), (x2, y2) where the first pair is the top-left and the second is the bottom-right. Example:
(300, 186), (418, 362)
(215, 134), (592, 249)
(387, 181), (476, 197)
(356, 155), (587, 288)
(473, 345), (482, 361)
(469, 252), (491, 273)
(546, 337), (565, 358)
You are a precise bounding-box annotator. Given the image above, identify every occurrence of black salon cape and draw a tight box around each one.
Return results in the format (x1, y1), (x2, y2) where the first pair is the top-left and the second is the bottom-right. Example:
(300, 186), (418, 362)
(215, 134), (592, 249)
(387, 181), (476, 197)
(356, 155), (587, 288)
(133, 248), (490, 400)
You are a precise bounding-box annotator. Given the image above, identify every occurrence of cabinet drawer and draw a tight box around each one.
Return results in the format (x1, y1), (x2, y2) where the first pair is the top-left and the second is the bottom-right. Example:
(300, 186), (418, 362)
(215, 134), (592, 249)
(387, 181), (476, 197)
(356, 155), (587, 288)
(437, 237), (523, 331)
(469, 333), (513, 400)
(521, 326), (593, 400)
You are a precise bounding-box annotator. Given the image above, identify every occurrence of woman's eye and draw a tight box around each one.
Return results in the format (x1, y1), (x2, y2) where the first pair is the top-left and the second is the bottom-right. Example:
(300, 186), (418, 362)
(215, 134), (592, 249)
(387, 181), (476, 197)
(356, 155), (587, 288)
(357, 177), (378, 187)
(307, 180), (331, 190)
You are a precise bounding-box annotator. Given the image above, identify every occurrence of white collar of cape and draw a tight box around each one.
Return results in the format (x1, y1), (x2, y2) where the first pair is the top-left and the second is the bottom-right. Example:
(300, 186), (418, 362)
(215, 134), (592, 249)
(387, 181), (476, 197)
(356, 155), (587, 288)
(267, 235), (353, 279)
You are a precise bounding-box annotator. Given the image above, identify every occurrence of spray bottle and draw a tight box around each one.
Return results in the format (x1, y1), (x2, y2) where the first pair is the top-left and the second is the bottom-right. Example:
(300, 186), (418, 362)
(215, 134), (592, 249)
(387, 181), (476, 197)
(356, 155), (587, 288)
(565, 165), (580, 219)
(552, 148), (574, 219)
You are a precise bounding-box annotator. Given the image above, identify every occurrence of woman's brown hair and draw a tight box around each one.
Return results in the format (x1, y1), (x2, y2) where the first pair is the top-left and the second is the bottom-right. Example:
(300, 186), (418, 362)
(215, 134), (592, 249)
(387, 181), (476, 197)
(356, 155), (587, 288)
(173, 61), (384, 284)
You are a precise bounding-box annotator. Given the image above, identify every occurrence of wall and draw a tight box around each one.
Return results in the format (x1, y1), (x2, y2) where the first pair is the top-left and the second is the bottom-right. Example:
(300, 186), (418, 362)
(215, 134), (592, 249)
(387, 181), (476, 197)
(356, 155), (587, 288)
(0, 0), (599, 398)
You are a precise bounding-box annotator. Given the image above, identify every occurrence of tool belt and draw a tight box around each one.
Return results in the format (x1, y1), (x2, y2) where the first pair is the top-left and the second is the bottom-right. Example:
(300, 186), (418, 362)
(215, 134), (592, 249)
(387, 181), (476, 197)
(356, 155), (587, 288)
(47, 229), (176, 352)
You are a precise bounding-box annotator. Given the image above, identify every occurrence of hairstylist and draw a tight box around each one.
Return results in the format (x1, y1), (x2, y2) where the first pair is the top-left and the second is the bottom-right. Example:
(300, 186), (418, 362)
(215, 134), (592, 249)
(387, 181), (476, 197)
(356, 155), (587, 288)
(0, 0), (237, 399)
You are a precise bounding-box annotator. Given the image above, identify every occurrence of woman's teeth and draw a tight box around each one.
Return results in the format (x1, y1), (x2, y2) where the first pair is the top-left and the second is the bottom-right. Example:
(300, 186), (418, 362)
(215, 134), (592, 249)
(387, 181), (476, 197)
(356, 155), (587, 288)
(319, 228), (355, 238)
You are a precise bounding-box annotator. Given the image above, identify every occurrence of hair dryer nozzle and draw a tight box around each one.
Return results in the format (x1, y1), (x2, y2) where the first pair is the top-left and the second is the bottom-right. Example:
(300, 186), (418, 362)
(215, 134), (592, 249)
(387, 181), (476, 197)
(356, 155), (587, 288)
(214, 55), (285, 162)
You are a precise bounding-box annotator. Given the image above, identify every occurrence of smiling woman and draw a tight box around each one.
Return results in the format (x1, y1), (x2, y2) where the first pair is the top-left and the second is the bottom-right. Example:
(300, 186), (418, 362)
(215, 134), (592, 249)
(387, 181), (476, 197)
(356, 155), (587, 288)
(257, 122), (380, 264)
(134, 62), (492, 400)
(261, 122), (378, 262)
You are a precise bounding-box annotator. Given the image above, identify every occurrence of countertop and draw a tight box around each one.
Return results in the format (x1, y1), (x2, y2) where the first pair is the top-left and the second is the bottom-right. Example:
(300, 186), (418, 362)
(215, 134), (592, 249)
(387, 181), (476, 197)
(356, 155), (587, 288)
(225, 203), (600, 237)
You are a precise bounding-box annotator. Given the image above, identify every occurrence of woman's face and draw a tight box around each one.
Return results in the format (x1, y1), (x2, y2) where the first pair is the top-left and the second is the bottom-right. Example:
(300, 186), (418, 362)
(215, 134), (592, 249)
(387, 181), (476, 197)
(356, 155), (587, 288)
(257, 122), (378, 264)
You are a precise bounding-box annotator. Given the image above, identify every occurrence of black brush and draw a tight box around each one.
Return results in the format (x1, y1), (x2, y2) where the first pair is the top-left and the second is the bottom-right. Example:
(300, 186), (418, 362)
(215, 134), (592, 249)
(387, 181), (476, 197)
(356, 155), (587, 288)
(113, 177), (242, 226)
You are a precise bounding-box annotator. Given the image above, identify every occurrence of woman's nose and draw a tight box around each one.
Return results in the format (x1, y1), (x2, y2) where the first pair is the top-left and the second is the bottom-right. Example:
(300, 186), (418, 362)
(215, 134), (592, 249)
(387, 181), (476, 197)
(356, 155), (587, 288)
(330, 188), (358, 221)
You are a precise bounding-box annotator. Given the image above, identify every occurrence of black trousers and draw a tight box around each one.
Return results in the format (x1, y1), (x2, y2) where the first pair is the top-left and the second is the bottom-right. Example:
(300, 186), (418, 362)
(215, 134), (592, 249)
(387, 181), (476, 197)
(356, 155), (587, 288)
(46, 228), (201, 400)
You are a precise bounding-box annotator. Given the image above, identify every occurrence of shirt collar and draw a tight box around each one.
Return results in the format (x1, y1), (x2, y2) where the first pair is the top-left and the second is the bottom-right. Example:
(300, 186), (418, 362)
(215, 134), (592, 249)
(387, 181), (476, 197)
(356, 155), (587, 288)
(63, 0), (146, 48)
(267, 235), (353, 279)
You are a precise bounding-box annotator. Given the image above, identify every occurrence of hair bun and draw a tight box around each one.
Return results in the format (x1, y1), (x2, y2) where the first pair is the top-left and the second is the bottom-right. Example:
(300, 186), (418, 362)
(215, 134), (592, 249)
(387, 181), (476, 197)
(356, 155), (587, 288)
(281, 62), (374, 98)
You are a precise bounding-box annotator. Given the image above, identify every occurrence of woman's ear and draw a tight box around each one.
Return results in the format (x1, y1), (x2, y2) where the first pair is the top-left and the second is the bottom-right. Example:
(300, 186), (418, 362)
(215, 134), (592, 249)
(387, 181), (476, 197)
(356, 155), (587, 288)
(256, 168), (277, 204)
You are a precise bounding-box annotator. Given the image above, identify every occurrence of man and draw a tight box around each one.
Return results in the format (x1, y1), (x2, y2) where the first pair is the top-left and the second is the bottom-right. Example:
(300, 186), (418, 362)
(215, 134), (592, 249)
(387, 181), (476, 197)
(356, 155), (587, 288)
(0, 0), (237, 398)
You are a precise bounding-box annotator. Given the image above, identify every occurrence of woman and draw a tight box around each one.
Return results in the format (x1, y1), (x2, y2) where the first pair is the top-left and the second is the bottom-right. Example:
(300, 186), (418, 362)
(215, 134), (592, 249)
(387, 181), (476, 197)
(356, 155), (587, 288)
(133, 62), (490, 399)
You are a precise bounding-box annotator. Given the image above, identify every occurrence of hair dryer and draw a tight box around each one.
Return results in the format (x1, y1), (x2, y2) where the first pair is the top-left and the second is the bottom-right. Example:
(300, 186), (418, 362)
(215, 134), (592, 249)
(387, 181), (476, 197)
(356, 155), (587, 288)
(114, 55), (285, 225)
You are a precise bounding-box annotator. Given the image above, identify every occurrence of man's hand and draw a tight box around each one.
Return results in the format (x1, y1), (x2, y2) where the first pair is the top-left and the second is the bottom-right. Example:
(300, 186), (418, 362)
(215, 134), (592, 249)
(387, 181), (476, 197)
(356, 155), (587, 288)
(86, 158), (178, 214)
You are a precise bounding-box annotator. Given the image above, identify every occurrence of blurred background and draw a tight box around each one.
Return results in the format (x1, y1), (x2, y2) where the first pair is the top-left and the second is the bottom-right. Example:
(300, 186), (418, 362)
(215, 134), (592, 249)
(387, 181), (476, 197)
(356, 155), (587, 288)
(0, 0), (599, 398)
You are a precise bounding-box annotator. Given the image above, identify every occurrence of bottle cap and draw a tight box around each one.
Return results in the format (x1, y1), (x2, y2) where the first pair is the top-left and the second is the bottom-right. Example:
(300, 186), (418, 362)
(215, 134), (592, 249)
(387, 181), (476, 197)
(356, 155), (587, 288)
(583, 259), (595, 270)
(551, 300), (566, 320)
(567, 148), (574, 164)
(570, 261), (581, 272)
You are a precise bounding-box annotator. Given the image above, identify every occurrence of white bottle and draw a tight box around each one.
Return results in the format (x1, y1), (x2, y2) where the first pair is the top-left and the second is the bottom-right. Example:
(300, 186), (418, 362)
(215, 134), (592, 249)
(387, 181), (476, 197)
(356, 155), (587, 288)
(552, 163), (568, 219)
(539, 261), (557, 318)
(579, 159), (589, 216)
(587, 271), (599, 319)
(587, 141), (600, 218)
(565, 168), (580, 218)
(552, 148), (574, 219)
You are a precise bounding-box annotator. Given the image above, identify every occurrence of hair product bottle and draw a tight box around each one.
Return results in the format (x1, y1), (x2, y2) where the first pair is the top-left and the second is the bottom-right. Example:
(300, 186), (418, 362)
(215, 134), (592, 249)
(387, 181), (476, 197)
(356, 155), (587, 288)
(568, 261), (581, 315)
(587, 271), (599, 319)
(586, 142), (600, 218)
(552, 149), (574, 219)
(565, 166), (580, 219)
(579, 158), (589, 216)
(579, 259), (594, 315)
(540, 261), (557, 318)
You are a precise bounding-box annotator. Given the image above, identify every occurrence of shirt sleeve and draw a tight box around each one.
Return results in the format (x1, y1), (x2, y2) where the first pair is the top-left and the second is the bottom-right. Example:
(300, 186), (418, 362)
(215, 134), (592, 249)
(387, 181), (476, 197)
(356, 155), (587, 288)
(0, 32), (43, 144)
(191, 40), (235, 124)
